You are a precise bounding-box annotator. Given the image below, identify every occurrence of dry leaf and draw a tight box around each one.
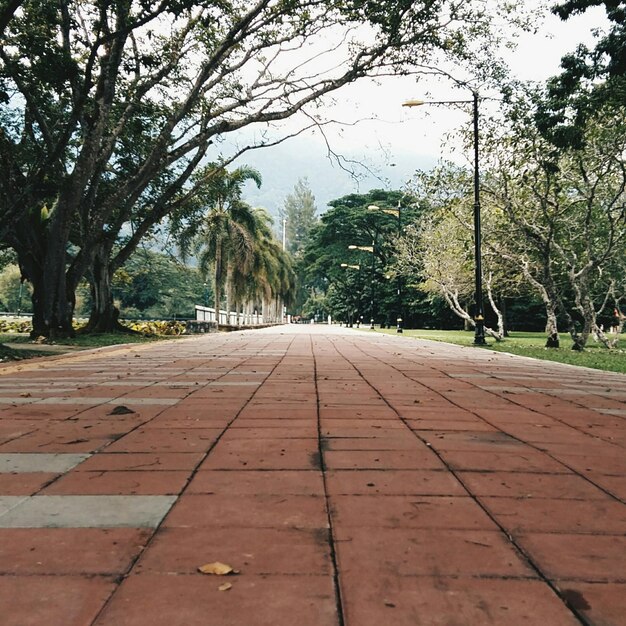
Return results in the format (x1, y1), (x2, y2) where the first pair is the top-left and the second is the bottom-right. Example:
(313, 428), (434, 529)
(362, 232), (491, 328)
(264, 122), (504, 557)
(20, 392), (31, 397)
(218, 583), (232, 591)
(198, 561), (236, 576)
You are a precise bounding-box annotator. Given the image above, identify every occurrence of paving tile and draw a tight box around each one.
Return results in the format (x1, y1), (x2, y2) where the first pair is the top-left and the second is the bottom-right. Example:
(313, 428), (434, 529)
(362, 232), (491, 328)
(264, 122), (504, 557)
(0, 527), (151, 574)
(555, 582), (626, 626)
(231, 418), (314, 429)
(458, 471), (611, 499)
(0, 495), (28, 516)
(554, 453), (626, 476)
(339, 574), (580, 625)
(163, 494), (328, 529)
(0, 452), (90, 473)
(0, 433), (113, 453)
(334, 526), (532, 577)
(222, 427), (317, 439)
(0, 575), (116, 626)
(330, 495), (497, 529)
(41, 470), (189, 495)
(325, 469), (466, 496)
(324, 449), (446, 470)
(75, 451), (203, 471)
(417, 430), (529, 452)
(0, 495), (177, 528)
(480, 497), (626, 534)
(200, 446), (320, 470)
(405, 419), (498, 431)
(440, 450), (570, 473)
(94, 573), (338, 626)
(591, 475), (626, 500)
(105, 428), (221, 453)
(517, 533), (626, 582)
(0, 472), (56, 495)
(136, 526), (331, 575)
(187, 469), (324, 495)
(323, 436), (425, 450)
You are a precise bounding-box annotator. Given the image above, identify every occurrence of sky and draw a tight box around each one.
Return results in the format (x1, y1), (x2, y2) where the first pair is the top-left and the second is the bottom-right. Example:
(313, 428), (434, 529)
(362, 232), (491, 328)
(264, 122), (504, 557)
(234, 2), (609, 217)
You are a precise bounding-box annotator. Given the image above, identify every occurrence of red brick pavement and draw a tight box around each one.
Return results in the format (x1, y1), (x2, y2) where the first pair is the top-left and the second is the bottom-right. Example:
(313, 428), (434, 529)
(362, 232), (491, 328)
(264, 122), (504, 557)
(0, 325), (625, 625)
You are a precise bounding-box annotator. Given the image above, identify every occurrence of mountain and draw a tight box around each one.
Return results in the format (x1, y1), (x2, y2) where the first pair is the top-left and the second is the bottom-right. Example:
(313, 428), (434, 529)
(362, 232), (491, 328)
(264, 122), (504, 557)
(232, 135), (436, 220)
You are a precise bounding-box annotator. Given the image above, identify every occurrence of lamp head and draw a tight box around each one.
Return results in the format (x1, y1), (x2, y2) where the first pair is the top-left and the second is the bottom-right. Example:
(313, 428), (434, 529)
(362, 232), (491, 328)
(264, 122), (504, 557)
(402, 99), (425, 107)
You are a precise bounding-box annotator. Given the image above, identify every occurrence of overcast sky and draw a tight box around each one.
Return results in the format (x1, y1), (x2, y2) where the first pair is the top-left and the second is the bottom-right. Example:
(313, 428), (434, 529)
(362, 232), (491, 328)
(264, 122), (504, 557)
(234, 2), (609, 215)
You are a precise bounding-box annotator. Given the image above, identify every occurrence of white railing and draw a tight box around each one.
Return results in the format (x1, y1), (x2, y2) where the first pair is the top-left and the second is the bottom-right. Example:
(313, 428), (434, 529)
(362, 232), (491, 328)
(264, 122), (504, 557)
(195, 305), (265, 326)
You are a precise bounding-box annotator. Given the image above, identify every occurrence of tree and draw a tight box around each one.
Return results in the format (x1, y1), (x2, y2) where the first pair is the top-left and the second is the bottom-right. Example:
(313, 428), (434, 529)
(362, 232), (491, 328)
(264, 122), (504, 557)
(483, 95), (626, 350)
(300, 189), (421, 325)
(396, 167), (513, 340)
(0, 0), (528, 337)
(280, 178), (318, 258)
(175, 166), (261, 330)
(537, 1), (626, 147)
(230, 209), (296, 324)
(0, 263), (31, 313)
(111, 251), (207, 320)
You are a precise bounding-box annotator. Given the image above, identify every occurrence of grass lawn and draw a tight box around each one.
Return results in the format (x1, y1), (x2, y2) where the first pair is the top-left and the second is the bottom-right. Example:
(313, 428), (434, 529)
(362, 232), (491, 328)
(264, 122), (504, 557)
(374, 328), (626, 374)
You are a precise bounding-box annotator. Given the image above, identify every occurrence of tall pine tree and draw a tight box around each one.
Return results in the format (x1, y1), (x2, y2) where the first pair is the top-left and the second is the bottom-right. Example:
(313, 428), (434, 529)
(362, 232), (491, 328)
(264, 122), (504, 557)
(280, 179), (318, 258)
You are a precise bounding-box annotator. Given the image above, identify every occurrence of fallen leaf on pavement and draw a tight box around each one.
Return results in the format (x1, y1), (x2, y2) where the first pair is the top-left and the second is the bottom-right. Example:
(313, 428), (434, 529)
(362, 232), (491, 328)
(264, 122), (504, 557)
(198, 562), (238, 576)
(218, 583), (233, 591)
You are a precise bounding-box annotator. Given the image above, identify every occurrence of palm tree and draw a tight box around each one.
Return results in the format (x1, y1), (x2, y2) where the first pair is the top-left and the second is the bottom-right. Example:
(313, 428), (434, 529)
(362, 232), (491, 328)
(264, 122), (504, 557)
(176, 165), (261, 330)
(230, 209), (296, 324)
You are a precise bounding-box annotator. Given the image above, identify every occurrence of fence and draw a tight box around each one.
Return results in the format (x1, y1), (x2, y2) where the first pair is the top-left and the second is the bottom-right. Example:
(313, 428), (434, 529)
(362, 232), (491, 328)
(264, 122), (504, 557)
(194, 305), (265, 326)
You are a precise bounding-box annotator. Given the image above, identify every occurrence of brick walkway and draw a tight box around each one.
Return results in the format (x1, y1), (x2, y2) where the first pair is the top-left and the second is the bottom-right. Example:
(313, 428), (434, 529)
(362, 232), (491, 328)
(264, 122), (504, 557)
(0, 325), (625, 625)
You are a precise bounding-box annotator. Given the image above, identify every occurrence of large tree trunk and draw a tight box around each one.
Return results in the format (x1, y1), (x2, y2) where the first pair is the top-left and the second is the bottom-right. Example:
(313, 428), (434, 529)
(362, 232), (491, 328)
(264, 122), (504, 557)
(545, 306), (560, 348)
(84, 245), (128, 333)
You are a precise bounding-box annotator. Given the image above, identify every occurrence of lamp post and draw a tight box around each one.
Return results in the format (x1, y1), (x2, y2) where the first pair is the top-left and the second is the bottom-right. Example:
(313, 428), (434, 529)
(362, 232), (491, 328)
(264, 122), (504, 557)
(348, 243), (375, 329)
(340, 263), (361, 327)
(17, 281), (24, 317)
(403, 92), (486, 345)
(368, 203), (403, 333)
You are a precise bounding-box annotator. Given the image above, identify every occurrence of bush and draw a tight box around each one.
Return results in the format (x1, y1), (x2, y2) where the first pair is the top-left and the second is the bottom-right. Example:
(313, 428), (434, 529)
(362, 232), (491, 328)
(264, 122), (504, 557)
(0, 318), (32, 333)
(121, 320), (187, 335)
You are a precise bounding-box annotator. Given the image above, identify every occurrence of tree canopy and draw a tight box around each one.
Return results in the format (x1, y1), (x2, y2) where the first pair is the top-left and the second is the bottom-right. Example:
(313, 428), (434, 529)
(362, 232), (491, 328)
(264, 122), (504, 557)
(537, 0), (626, 147)
(0, 0), (526, 337)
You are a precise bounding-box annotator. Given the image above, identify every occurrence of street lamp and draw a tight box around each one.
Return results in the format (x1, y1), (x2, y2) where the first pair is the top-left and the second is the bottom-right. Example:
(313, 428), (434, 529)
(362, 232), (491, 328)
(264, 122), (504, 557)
(348, 243), (376, 329)
(340, 264), (361, 326)
(403, 92), (486, 345)
(368, 203), (403, 334)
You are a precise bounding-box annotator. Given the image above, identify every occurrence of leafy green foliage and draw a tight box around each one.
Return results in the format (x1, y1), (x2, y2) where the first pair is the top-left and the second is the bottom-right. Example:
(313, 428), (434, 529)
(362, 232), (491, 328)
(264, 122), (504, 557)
(279, 178), (318, 258)
(0, 0), (529, 336)
(112, 250), (207, 319)
(0, 264), (31, 313)
(300, 189), (423, 323)
(537, 0), (626, 147)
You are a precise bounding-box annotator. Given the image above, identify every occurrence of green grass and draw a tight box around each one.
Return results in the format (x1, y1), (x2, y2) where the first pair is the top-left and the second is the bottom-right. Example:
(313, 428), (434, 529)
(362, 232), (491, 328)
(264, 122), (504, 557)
(374, 328), (626, 374)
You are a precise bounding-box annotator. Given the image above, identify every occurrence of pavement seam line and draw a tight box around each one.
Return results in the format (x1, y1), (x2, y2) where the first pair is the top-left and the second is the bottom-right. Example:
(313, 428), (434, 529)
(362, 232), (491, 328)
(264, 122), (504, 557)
(311, 333), (346, 626)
